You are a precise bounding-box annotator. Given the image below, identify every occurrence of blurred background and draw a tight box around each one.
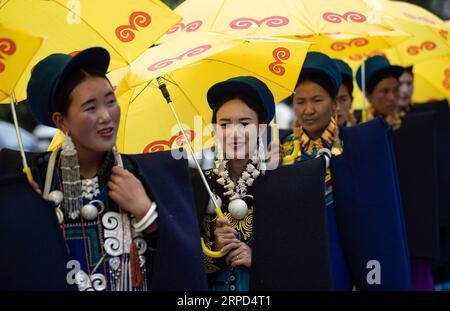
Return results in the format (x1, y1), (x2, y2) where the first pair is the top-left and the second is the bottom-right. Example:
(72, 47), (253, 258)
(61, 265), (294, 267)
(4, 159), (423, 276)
(1, 0), (449, 152)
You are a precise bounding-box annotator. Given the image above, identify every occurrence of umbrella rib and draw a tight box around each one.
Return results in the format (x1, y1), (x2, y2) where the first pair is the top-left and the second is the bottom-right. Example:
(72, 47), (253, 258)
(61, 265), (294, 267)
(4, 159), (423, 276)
(121, 82), (152, 151)
(164, 74), (210, 126)
(0, 0), (11, 10)
(209, 0), (228, 32)
(52, 0), (131, 66)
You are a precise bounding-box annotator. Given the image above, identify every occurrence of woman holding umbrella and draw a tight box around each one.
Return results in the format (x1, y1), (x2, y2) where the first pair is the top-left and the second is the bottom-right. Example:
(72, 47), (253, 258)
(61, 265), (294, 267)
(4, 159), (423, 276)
(193, 76), (278, 291)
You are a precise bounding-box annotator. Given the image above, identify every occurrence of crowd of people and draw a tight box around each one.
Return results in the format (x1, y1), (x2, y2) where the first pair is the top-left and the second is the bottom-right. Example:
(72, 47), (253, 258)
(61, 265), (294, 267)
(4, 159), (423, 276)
(0, 44), (449, 292)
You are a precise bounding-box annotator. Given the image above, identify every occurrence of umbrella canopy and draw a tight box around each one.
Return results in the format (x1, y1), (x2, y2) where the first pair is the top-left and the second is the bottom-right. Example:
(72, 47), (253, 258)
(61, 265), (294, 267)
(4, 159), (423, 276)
(0, 23), (44, 101)
(0, 0), (181, 102)
(412, 55), (450, 103)
(48, 33), (310, 153)
(159, 0), (409, 58)
(159, 0), (397, 41)
(0, 23), (45, 181)
(113, 32), (311, 153)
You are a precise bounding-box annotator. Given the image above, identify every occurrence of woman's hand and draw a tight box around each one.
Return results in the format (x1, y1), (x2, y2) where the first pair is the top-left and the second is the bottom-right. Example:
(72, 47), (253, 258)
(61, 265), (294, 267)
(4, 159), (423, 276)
(214, 217), (240, 252)
(225, 242), (252, 268)
(108, 166), (157, 232)
(214, 217), (251, 267)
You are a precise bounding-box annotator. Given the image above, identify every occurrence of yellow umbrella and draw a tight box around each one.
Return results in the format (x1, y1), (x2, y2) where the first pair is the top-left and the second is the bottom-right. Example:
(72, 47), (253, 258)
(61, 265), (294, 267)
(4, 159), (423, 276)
(363, 0), (450, 66)
(162, 0), (412, 61)
(412, 54), (450, 103)
(159, 0), (397, 42)
(49, 32), (310, 153)
(111, 32), (310, 153)
(157, 0), (412, 124)
(0, 23), (44, 181)
(0, 0), (180, 102)
(46, 32), (308, 258)
(335, 1), (450, 111)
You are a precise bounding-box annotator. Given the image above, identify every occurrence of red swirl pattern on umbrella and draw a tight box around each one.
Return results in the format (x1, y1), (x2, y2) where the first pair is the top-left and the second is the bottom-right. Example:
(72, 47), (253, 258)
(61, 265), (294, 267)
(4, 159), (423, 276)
(443, 68), (450, 90)
(348, 50), (385, 61)
(269, 47), (290, 76)
(322, 11), (366, 23)
(115, 11), (152, 43)
(0, 38), (16, 73)
(402, 12), (436, 26)
(143, 130), (196, 153)
(330, 38), (369, 51)
(406, 41), (437, 55)
(147, 44), (212, 71)
(229, 16), (289, 29)
(439, 30), (448, 41)
(166, 20), (203, 35)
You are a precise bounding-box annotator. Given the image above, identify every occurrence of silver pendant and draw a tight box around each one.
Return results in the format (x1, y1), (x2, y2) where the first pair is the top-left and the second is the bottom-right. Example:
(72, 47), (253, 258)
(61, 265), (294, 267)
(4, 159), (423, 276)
(55, 207), (64, 224)
(81, 203), (98, 221)
(228, 198), (248, 220)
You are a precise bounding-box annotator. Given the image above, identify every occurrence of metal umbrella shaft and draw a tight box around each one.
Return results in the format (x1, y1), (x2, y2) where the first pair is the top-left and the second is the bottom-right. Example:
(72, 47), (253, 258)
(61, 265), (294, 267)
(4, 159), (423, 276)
(9, 94), (33, 182)
(156, 77), (225, 258)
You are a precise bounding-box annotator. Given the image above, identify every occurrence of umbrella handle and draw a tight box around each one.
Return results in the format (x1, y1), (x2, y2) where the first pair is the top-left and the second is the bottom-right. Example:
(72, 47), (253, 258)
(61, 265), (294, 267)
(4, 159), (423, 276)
(201, 206), (228, 258)
(156, 77), (228, 258)
(201, 238), (226, 258)
(282, 140), (300, 164)
(22, 166), (34, 183)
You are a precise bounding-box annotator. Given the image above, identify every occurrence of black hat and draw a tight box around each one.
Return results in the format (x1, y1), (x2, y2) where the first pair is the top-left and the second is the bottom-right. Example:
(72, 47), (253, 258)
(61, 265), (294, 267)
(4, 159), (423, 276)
(300, 52), (342, 97)
(27, 47), (110, 127)
(207, 76), (275, 122)
(333, 59), (353, 83)
(356, 55), (403, 91)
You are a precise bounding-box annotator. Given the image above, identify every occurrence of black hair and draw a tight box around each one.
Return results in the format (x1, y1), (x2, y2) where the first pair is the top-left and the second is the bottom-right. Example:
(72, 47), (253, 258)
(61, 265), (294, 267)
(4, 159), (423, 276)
(295, 71), (336, 99)
(53, 67), (110, 116)
(341, 75), (354, 97)
(211, 93), (267, 124)
(403, 66), (414, 77)
(367, 70), (400, 95)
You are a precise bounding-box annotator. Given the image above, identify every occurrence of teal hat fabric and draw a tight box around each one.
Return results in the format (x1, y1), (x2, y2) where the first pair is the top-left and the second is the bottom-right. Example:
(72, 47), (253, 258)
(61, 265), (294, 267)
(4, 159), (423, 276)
(356, 55), (403, 91)
(26, 47), (110, 127)
(299, 52), (342, 97)
(207, 76), (275, 122)
(333, 59), (353, 82)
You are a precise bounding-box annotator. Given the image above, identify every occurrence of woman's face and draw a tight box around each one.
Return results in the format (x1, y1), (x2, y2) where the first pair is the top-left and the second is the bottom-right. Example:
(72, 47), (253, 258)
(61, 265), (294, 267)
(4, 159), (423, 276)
(398, 71), (414, 107)
(54, 76), (120, 153)
(336, 84), (353, 126)
(367, 77), (399, 116)
(215, 98), (259, 160)
(293, 81), (336, 140)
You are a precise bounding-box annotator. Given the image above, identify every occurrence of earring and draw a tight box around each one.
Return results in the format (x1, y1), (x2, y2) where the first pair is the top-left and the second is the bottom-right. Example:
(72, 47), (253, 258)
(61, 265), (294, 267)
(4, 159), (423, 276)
(293, 120), (303, 140)
(60, 133), (83, 220)
(331, 113), (343, 156)
(257, 137), (266, 172)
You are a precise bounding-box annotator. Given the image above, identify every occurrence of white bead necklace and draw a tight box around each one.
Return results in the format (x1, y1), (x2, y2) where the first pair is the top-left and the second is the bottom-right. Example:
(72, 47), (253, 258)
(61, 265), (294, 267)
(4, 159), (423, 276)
(210, 159), (262, 220)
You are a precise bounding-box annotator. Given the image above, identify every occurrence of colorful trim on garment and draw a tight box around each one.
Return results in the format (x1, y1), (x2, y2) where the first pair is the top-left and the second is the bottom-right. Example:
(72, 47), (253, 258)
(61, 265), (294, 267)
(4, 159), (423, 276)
(282, 118), (341, 163)
(367, 104), (401, 129)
